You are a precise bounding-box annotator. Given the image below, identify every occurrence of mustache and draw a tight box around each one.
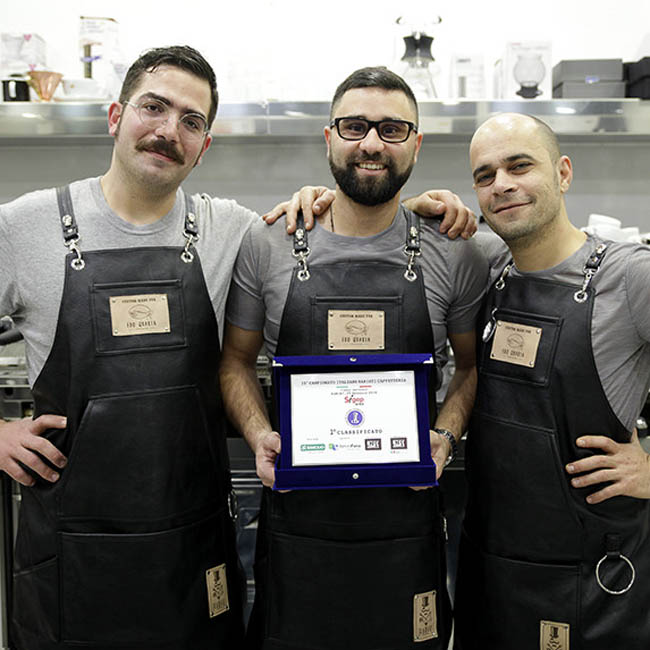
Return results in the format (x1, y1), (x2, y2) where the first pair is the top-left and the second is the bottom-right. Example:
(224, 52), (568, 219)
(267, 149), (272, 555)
(136, 138), (184, 164)
(351, 153), (389, 164)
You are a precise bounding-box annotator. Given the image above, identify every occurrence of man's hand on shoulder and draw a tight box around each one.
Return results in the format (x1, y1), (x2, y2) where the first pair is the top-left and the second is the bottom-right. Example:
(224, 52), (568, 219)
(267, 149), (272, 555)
(262, 186), (335, 234)
(403, 190), (477, 240)
(0, 415), (67, 486)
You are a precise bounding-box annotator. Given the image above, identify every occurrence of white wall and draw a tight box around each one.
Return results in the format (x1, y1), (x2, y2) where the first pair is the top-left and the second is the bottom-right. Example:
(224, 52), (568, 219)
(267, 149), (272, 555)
(1, 0), (650, 101)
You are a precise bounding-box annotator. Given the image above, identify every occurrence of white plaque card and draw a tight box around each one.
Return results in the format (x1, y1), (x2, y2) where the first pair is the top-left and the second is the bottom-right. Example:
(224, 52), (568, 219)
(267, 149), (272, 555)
(290, 370), (420, 466)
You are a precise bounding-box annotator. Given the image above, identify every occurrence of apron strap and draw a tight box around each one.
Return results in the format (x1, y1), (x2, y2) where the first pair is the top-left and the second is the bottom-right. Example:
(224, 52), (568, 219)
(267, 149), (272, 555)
(403, 210), (422, 282)
(56, 185), (85, 271)
(181, 192), (199, 264)
(574, 242), (608, 303)
(291, 211), (311, 281)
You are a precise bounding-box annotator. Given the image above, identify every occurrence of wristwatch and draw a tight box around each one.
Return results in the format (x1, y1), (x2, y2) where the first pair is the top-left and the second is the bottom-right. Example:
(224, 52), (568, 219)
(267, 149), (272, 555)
(434, 427), (458, 467)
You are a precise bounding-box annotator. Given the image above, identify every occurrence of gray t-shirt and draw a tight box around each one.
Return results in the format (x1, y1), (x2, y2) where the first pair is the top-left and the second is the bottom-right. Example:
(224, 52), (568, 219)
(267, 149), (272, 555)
(226, 205), (489, 367)
(480, 235), (650, 431)
(0, 177), (256, 385)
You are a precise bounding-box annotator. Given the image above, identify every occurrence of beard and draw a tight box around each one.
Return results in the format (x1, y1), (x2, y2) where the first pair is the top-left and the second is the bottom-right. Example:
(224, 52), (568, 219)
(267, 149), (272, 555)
(328, 153), (414, 206)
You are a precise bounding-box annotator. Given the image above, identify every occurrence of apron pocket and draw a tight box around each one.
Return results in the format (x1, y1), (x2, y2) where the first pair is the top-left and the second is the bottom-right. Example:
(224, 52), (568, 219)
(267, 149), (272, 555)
(59, 386), (220, 523)
(91, 279), (186, 354)
(59, 513), (237, 645)
(265, 530), (448, 649)
(13, 557), (60, 643)
(456, 533), (579, 650)
(466, 413), (583, 560)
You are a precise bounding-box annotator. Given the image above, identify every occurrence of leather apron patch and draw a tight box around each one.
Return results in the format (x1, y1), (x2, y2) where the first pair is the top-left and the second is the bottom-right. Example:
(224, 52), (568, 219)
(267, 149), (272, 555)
(413, 590), (437, 642)
(109, 294), (171, 336)
(490, 320), (542, 367)
(327, 309), (385, 350)
(206, 564), (230, 618)
(540, 620), (569, 650)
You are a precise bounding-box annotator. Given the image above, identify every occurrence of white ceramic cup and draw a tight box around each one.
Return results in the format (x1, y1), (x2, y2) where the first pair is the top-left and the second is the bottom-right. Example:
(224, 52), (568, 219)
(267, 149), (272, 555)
(61, 78), (100, 97)
(592, 225), (626, 241)
(588, 213), (622, 229)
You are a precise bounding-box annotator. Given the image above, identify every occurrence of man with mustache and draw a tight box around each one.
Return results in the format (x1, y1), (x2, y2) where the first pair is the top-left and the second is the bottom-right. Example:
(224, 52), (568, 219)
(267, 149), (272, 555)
(0, 44), (251, 650)
(219, 66), (488, 649)
(450, 113), (650, 649)
(0, 46), (475, 650)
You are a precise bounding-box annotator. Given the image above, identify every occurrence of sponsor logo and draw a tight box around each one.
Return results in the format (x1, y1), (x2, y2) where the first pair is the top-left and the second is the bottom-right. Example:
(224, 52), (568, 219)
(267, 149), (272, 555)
(365, 438), (382, 450)
(391, 437), (407, 450)
(344, 395), (365, 405)
(329, 442), (362, 451)
(300, 444), (325, 452)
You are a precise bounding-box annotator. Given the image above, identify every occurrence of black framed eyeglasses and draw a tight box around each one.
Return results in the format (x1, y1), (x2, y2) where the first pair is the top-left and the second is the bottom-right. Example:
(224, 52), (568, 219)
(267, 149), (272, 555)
(330, 117), (418, 143)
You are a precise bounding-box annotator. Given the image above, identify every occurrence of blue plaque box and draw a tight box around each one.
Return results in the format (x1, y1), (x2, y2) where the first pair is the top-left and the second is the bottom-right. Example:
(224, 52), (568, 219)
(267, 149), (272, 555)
(272, 353), (438, 490)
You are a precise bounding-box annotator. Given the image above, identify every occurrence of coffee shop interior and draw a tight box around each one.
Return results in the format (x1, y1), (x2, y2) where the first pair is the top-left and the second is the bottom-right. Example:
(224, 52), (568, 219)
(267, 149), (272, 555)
(1, 0), (650, 647)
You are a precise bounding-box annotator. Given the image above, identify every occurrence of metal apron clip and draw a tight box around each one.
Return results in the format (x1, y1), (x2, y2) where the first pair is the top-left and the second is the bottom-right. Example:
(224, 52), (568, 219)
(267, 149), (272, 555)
(403, 212), (422, 282)
(181, 195), (199, 263)
(482, 262), (513, 342)
(574, 242), (607, 303)
(292, 212), (311, 281)
(56, 186), (86, 270)
(595, 533), (636, 595)
(228, 489), (239, 524)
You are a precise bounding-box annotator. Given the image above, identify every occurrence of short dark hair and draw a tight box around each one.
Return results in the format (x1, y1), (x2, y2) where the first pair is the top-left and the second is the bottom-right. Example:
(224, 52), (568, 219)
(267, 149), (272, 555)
(330, 66), (418, 123)
(119, 45), (219, 127)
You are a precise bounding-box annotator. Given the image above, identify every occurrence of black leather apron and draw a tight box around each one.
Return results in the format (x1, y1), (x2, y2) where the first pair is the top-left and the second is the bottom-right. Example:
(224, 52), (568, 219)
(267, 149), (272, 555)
(455, 243), (650, 649)
(12, 186), (244, 650)
(246, 211), (451, 650)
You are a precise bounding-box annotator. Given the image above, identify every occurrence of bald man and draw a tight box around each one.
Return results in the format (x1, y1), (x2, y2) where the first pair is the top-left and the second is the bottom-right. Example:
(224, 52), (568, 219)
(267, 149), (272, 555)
(451, 113), (650, 649)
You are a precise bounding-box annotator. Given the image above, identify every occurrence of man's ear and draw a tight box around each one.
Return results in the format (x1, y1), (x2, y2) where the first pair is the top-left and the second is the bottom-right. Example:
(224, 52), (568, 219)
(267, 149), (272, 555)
(324, 125), (332, 159)
(107, 102), (123, 137)
(558, 155), (573, 193)
(194, 134), (213, 167)
(413, 132), (424, 163)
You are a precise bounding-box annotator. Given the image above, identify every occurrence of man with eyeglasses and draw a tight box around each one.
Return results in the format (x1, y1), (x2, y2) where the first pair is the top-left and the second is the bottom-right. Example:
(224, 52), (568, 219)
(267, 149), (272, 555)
(0, 48), (475, 650)
(0, 45), (250, 650)
(220, 66), (488, 649)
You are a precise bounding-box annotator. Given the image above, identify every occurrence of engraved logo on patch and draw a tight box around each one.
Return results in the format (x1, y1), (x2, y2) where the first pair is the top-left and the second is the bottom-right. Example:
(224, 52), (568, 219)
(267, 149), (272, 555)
(490, 320), (542, 368)
(128, 304), (153, 320)
(109, 293), (170, 337)
(540, 620), (570, 650)
(206, 564), (230, 618)
(328, 309), (385, 350)
(345, 320), (368, 336)
(413, 590), (437, 642)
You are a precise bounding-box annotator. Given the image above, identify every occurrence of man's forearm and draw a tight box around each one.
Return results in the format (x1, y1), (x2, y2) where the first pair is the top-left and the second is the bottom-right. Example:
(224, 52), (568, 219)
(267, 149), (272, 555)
(219, 358), (272, 453)
(434, 366), (477, 440)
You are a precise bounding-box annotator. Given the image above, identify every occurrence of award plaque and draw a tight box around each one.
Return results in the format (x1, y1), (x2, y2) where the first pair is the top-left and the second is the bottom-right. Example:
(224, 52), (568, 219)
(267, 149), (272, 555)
(272, 353), (437, 490)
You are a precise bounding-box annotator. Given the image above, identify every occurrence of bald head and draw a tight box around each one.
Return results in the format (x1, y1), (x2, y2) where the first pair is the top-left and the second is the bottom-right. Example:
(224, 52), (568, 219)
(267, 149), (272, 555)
(468, 110), (575, 253)
(471, 113), (560, 165)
